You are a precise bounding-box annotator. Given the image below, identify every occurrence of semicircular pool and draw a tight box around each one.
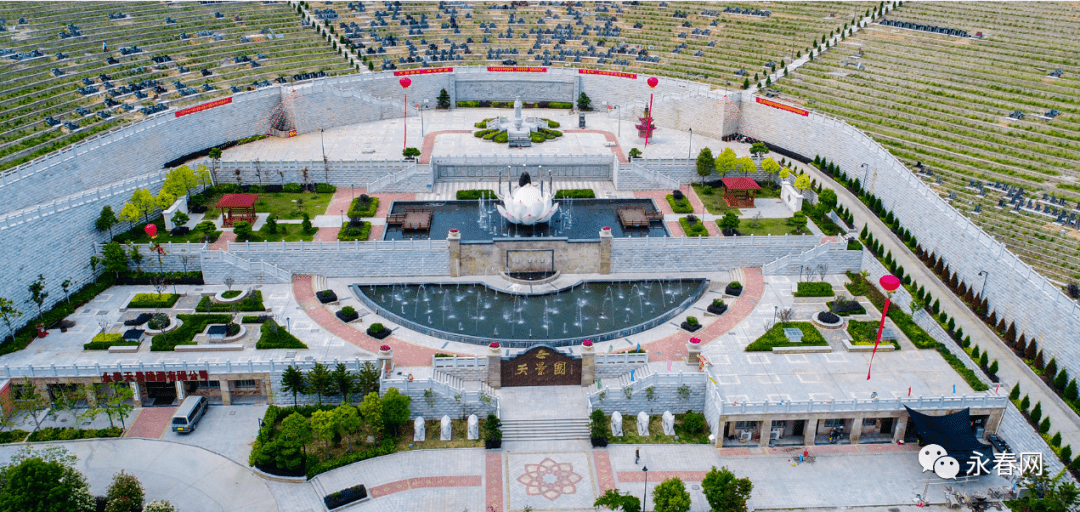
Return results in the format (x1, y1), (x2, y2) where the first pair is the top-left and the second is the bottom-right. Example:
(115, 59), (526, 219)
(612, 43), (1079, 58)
(351, 279), (708, 348)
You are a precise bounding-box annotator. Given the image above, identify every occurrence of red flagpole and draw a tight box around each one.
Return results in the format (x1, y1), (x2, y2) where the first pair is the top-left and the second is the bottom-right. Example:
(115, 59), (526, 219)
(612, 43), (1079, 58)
(867, 297), (890, 380)
(403, 93), (407, 150)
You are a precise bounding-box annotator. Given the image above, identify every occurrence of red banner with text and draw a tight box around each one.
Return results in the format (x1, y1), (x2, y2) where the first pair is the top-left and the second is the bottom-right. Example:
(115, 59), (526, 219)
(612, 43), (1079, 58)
(487, 66), (547, 73)
(578, 69), (637, 79)
(755, 97), (809, 117)
(394, 67), (454, 76)
(174, 97), (232, 118)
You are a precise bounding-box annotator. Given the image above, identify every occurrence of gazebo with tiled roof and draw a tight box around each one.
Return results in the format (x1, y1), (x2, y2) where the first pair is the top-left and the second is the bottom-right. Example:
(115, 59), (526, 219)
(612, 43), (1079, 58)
(721, 177), (761, 208)
(215, 194), (259, 227)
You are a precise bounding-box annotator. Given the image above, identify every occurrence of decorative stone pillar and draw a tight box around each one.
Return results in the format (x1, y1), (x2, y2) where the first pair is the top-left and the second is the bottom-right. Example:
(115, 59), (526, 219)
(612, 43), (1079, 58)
(985, 409), (1003, 438)
(714, 420), (726, 447)
(893, 416), (909, 444)
(263, 378), (274, 405)
(686, 340), (701, 366)
(580, 342), (596, 387)
(219, 379), (232, 406)
(378, 347), (394, 376)
(175, 381), (186, 400)
(599, 227), (612, 274)
(448, 229), (461, 277)
(850, 415), (865, 445)
(486, 343), (502, 389)
(759, 419), (773, 447)
(130, 382), (142, 408)
(804, 417), (819, 446)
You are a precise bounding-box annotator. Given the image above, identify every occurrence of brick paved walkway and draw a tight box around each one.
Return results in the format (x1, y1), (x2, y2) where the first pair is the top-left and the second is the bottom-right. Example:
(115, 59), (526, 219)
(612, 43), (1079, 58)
(374, 193), (416, 217)
(369, 475), (481, 498)
(326, 187), (363, 217)
(628, 268), (764, 362)
(313, 226), (340, 242)
(634, 190), (676, 215)
(617, 470), (708, 482)
(485, 452), (503, 512)
(592, 451), (616, 494)
(292, 275), (468, 366)
(209, 231), (236, 251)
(124, 407), (175, 439)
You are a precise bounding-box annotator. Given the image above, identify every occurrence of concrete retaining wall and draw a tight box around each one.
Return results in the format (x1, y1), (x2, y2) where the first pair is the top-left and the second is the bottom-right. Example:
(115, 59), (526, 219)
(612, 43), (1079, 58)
(611, 235), (824, 273)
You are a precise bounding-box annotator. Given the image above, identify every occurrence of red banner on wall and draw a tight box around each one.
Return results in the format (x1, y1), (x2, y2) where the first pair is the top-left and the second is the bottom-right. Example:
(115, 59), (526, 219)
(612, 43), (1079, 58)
(394, 67), (454, 76)
(755, 97), (809, 117)
(102, 370), (209, 383)
(578, 69), (637, 79)
(487, 66), (547, 73)
(174, 97), (232, 118)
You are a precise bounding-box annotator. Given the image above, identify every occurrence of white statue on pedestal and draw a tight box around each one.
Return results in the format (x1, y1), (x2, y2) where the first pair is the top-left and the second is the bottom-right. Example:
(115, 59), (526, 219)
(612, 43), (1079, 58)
(662, 411), (675, 436)
(611, 411), (623, 437)
(414, 416), (426, 441)
(441, 415), (452, 441)
(637, 411), (649, 436)
(467, 414), (479, 440)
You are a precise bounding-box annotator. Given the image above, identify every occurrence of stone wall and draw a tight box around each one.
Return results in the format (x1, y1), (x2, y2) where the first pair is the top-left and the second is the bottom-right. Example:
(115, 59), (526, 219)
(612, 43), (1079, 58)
(588, 372), (707, 418)
(738, 96), (1080, 382)
(762, 242), (863, 276)
(610, 235), (824, 274)
(460, 239), (601, 275)
(431, 155), (614, 182)
(209, 159), (416, 189)
(93, 243), (206, 274)
(226, 243), (450, 278)
(288, 73), (451, 134)
(617, 159), (778, 190)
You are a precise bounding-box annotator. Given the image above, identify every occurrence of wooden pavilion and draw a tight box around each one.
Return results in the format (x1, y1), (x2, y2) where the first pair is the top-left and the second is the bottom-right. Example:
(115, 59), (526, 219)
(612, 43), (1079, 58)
(215, 194), (259, 227)
(721, 177), (761, 208)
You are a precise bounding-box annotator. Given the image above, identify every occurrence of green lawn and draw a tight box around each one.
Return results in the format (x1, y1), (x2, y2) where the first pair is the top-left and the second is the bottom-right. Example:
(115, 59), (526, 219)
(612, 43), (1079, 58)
(604, 413), (711, 445)
(203, 191), (334, 220)
(691, 184), (741, 215)
(729, 217), (798, 236)
(112, 217), (222, 244)
(847, 320), (901, 350)
(746, 322), (829, 351)
(242, 223), (317, 243)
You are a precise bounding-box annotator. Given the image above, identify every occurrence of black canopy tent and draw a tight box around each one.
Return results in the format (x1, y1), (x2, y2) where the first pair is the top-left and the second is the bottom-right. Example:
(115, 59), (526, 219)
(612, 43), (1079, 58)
(906, 406), (994, 476)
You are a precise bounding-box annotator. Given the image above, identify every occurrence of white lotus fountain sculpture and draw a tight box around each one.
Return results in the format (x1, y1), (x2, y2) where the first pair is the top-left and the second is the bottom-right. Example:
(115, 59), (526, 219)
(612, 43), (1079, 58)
(496, 170), (559, 225)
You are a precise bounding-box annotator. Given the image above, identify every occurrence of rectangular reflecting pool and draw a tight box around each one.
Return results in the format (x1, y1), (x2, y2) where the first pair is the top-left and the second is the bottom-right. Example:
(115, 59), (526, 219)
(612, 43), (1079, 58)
(382, 199), (668, 242)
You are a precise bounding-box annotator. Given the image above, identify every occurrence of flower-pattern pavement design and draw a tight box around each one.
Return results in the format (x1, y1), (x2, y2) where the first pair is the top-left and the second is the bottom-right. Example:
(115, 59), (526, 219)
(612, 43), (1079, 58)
(516, 458), (583, 500)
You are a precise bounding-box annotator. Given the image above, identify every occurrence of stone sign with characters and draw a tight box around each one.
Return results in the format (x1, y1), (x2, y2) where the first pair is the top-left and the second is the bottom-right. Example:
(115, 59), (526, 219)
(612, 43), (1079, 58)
(501, 345), (581, 387)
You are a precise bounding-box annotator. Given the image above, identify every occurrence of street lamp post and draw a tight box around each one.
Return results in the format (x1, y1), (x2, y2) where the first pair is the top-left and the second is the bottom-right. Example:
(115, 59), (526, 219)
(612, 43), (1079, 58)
(286, 317), (291, 333)
(860, 163), (869, 187)
(642, 465), (649, 511)
(978, 271), (989, 301)
(615, 105), (621, 137)
(688, 127), (693, 159)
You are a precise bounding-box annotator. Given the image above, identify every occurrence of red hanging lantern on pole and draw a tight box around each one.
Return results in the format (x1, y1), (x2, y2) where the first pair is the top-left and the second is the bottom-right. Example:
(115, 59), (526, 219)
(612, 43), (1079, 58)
(645, 76), (658, 148)
(144, 223), (157, 239)
(867, 274), (901, 380)
(399, 77), (412, 150)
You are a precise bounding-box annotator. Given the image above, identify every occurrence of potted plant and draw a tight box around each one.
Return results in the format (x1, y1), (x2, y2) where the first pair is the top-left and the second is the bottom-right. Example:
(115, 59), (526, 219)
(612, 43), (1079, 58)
(483, 413), (502, 449)
(681, 316), (702, 333)
(589, 409), (609, 447)
(367, 322), (391, 340)
(725, 281), (743, 297)
(317, 289), (338, 304)
(489, 341), (501, 354)
(707, 298), (728, 315)
(336, 306), (359, 323)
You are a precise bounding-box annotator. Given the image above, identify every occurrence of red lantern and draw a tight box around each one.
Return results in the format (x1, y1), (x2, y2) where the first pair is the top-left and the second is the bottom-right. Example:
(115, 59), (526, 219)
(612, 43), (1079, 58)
(144, 224), (157, 239)
(399, 77), (411, 89)
(647, 76), (658, 89)
(879, 275), (901, 292)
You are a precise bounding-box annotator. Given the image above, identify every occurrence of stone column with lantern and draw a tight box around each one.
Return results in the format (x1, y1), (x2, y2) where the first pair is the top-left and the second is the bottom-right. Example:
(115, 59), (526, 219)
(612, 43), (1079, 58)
(580, 340), (596, 386)
(686, 337), (702, 366)
(487, 342), (502, 389)
(448, 229), (461, 277)
(599, 227), (612, 274)
(377, 345), (394, 377)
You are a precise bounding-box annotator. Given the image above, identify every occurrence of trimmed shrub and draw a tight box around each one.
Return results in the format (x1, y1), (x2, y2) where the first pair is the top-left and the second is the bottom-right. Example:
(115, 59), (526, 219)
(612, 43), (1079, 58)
(256, 319), (308, 349)
(794, 282), (834, 297)
(127, 293), (180, 309)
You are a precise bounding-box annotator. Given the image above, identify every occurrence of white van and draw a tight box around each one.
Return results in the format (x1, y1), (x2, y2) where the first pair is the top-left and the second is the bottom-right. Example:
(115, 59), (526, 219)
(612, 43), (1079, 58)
(171, 396), (209, 433)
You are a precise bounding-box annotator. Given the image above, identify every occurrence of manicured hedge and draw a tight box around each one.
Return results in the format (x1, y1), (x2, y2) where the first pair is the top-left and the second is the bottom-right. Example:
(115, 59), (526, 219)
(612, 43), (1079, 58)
(348, 196), (380, 218)
(456, 190), (497, 200)
(222, 290), (242, 299)
(324, 485), (368, 510)
(84, 332), (140, 350)
(27, 426), (123, 442)
(0, 430), (28, 444)
(794, 282), (834, 297)
(126, 293), (180, 309)
(666, 194), (694, 214)
(492, 131), (509, 143)
(679, 217), (709, 237)
(256, 319), (308, 349)
(242, 315), (273, 323)
(337, 222), (371, 242)
(827, 299), (866, 316)
(196, 291), (266, 312)
(847, 320), (900, 349)
(117, 271), (204, 286)
(150, 314), (231, 351)
(746, 322), (828, 351)
(553, 189), (596, 199)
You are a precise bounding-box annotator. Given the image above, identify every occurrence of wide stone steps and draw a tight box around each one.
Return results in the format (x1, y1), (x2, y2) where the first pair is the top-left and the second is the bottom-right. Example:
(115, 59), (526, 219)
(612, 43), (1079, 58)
(616, 364), (653, 388)
(500, 418), (590, 441)
(432, 369), (465, 390)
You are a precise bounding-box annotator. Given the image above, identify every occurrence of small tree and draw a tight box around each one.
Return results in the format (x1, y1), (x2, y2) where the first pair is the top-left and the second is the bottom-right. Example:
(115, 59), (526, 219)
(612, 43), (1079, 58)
(334, 404), (362, 452)
(302, 213), (314, 235)
(332, 363), (357, 403)
(761, 157), (780, 182)
(96, 206), (119, 239)
(988, 360), (999, 375)
(749, 142), (769, 158)
(793, 174), (812, 192)
(26, 274), (48, 323)
(695, 147), (716, 184)
(281, 366), (307, 407)
(735, 156), (756, 177)
(105, 471), (144, 512)
(358, 391), (384, 439)
(381, 387), (412, 436)
(127, 188), (157, 224)
(437, 88), (451, 108)
(402, 147), (421, 159)
(1009, 383), (1020, 400)
(105, 382), (135, 430)
(1020, 395), (1030, 411)
(356, 361), (381, 396)
(144, 501), (178, 512)
(594, 489), (641, 512)
(1066, 379), (1079, 402)
(0, 455), (94, 512)
(652, 477), (691, 512)
(1031, 402), (1043, 424)
(310, 409), (337, 459)
(715, 148), (738, 178)
(0, 297), (22, 345)
(577, 91), (592, 110)
(628, 148), (642, 159)
(777, 308), (794, 326)
(208, 147), (222, 182)
(719, 212), (740, 232)
(280, 412), (313, 457)
(701, 466), (753, 512)
(788, 212), (807, 233)
(1040, 417), (1051, 434)
(306, 362), (333, 405)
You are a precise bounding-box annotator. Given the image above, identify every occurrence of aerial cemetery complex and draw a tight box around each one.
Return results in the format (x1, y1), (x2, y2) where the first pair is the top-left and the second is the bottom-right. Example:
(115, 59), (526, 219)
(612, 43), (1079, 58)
(0, 1), (1077, 511)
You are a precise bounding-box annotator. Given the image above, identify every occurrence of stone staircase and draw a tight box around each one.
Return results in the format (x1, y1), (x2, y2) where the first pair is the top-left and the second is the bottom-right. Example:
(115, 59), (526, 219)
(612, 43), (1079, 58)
(500, 417), (591, 442)
(432, 368), (466, 390)
(613, 364), (653, 389)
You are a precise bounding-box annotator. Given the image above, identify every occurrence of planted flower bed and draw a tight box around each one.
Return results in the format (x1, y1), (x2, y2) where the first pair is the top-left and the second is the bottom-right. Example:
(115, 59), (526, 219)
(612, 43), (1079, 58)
(127, 293), (180, 309)
(336, 306), (360, 323)
(794, 282), (834, 297)
(681, 316), (702, 333)
(707, 299), (728, 315)
(367, 322), (391, 340)
(197, 291), (266, 312)
(324, 485), (368, 510)
(746, 322), (829, 351)
(725, 281), (743, 296)
(317, 289), (338, 304)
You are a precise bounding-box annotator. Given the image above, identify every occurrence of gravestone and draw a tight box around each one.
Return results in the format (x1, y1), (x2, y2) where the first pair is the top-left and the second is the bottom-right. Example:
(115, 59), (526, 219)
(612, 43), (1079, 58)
(468, 414), (479, 440)
(611, 411), (623, 437)
(414, 416), (426, 441)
